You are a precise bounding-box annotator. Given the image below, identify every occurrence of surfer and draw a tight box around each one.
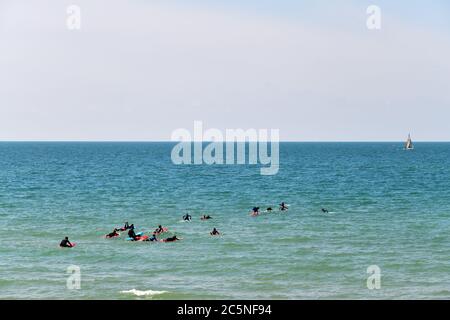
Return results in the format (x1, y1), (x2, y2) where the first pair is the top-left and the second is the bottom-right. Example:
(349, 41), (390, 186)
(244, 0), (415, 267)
(128, 228), (138, 241)
(201, 215), (212, 220)
(106, 228), (120, 238)
(251, 207), (260, 216)
(183, 213), (192, 221)
(163, 235), (181, 242)
(210, 228), (220, 236)
(59, 237), (74, 248)
(154, 225), (166, 234)
(123, 222), (130, 229)
(279, 202), (288, 211)
(148, 234), (158, 242)
(266, 207), (272, 212)
(321, 208), (329, 213)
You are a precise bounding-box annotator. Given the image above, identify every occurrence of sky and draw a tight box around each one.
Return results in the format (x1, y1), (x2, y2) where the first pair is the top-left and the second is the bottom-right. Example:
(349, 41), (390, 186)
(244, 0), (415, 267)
(0, 0), (449, 141)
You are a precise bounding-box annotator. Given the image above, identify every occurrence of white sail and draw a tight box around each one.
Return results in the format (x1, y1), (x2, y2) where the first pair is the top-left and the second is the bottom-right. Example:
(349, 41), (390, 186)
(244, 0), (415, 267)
(405, 134), (413, 150)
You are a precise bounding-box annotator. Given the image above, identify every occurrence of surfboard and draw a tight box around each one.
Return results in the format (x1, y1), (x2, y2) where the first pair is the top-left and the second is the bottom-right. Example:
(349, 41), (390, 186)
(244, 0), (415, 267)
(60, 242), (76, 248)
(126, 232), (146, 241)
(131, 235), (149, 241)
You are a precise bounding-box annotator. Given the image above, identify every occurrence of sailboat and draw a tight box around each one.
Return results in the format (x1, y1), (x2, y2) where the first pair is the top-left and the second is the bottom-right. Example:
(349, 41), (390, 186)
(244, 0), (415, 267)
(404, 134), (414, 150)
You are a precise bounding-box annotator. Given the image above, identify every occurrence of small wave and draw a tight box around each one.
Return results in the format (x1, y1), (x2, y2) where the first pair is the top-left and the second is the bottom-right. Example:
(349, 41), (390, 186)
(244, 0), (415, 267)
(120, 289), (167, 297)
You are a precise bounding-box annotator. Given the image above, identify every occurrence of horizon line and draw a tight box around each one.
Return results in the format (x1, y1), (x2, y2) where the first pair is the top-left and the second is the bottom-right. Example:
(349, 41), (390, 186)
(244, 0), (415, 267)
(1, 140), (450, 143)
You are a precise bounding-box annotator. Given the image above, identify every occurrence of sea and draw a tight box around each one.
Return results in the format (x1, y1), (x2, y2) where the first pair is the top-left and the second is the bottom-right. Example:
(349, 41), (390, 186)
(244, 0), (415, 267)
(0, 142), (449, 299)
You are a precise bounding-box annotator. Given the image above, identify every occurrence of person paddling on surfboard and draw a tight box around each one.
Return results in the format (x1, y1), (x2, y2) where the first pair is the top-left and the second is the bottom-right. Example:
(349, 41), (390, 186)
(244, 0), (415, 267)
(118, 222), (131, 231)
(183, 213), (192, 221)
(201, 214), (212, 220)
(148, 234), (158, 242)
(106, 228), (120, 238)
(154, 225), (166, 234)
(321, 208), (329, 213)
(279, 202), (288, 211)
(60, 237), (74, 248)
(124, 222), (130, 229)
(163, 235), (181, 242)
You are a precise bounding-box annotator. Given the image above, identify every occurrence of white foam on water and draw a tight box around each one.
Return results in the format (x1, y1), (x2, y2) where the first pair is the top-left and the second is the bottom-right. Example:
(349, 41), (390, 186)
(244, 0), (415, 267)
(120, 289), (167, 297)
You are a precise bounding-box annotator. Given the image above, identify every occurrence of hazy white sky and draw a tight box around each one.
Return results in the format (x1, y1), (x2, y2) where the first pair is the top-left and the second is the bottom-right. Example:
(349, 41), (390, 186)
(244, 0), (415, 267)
(1, 0), (449, 141)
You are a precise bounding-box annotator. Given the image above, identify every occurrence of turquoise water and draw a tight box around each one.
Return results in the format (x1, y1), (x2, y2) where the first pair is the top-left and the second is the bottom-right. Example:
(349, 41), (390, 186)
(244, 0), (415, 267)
(0, 142), (449, 300)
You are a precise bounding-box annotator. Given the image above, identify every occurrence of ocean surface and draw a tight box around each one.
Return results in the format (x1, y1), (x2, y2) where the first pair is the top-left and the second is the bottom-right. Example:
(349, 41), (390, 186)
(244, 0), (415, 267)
(0, 142), (449, 300)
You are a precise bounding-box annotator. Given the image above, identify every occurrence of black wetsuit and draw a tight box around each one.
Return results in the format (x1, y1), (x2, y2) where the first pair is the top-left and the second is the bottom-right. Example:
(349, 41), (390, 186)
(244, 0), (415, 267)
(165, 236), (178, 242)
(60, 239), (72, 247)
(128, 229), (137, 240)
(107, 231), (118, 238)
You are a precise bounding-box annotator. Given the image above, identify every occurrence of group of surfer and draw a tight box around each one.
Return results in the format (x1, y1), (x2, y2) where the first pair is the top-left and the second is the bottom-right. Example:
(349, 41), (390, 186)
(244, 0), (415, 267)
(116, 222), (182, 242)
(251, 202), (289, 216)
(182, 214), (212, 221)
(60, 214), (219, 247)
(61, 203), (330, 247)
